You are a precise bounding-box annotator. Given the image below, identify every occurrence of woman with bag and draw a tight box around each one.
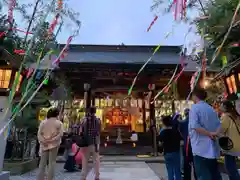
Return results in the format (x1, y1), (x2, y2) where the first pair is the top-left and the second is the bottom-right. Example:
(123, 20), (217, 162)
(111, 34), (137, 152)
(220, 100), (240, 180)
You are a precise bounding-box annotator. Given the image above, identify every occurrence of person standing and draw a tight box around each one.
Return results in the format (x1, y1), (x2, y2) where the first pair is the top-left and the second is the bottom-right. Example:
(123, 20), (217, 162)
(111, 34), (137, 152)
(220, 100), (240, 180)
(159, 116), (182, 180)
(179, 108), (196, 180)
(80, 106), (101, 180)
(189, 87), (222, 180)
(37, 108), (64, 180)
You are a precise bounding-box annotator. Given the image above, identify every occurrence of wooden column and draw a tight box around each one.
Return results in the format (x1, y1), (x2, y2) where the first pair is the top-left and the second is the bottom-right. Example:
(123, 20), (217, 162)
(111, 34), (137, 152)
(84, 83), (91, 112)
(91, 92), (95, 106)
(148, 84), (157, 156)
(142, 94), (146, 132)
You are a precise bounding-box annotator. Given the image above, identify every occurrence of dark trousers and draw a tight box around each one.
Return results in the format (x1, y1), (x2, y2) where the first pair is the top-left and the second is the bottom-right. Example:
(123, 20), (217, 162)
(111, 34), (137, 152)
(183, 150), (197, 180)
(224, 155), (240, 180)
(164, 151), (181, 180)
(193, 155), (222, 180)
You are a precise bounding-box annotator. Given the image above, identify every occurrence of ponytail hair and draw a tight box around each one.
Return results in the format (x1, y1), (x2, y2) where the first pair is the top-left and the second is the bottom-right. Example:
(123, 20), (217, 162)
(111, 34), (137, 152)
(222, 100), (240, 116)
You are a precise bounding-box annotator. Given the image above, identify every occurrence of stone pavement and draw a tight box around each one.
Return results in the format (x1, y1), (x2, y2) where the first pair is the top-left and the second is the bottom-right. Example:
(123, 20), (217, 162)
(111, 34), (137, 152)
(86, 162), (160, 180)
(10, 163), (82, 180)
(10, 161), (229, 180)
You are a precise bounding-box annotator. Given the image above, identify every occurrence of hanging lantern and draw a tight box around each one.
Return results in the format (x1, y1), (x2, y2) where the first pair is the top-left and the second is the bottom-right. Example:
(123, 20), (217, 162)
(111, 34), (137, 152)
(0, 68), (23, 93)
(224, 66), (240, 99)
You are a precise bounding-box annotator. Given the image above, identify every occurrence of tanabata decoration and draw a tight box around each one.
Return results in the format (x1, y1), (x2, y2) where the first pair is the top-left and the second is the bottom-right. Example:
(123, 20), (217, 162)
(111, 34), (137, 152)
(186, 69), (201, 101)
(8, 0), (16, 24)
(190, 71), (199, 90)
(14, 49), (25, 55)
(57, 0), (63, 10)
(0, 32), (77, 139)
(1, 0), (57, 127)
(152, 64), (179, 102)
(222, 55), (227, 67)
(128, 27), (175, 96)
(168, 0), (187, 20)
(147, 16), (158, 32)
(151, 55), (185, 102)
(211, 0), (240, 64)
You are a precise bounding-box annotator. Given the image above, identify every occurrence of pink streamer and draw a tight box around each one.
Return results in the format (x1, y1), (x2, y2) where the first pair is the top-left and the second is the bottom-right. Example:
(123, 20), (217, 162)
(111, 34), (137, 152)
(48, 14), (60, 36)
(8, 0), (16, 24)
(147, 16), (158, 32)
(53, 36), (73, 65)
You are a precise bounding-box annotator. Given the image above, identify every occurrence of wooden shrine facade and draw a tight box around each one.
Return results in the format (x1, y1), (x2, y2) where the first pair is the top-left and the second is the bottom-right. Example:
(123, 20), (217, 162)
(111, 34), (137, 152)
(54, 44), (205, 99)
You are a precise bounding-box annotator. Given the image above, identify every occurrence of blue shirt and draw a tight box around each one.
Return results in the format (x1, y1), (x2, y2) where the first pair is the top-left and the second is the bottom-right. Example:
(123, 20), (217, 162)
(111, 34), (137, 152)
(189, 101), (221, 159)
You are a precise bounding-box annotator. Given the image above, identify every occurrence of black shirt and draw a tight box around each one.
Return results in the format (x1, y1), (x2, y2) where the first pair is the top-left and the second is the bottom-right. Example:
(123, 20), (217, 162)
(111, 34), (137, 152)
(158, 128), (181, 154)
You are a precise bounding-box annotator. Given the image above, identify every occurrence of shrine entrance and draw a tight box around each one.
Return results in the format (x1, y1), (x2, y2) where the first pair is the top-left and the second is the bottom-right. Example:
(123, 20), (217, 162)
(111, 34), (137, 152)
(105, 107), (130, 126)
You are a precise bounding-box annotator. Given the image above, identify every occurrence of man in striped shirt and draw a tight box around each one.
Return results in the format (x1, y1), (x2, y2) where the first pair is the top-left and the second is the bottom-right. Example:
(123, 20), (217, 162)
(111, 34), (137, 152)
(80, 106), (101, 180)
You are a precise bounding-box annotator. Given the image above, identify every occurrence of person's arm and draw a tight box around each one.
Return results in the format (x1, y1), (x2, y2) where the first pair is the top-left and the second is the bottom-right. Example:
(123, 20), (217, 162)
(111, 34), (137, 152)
(78, 118), (85, 134)
(37, 121), (45, 143)
(46, 122), (64, 142)
(189, 107), (212, 138)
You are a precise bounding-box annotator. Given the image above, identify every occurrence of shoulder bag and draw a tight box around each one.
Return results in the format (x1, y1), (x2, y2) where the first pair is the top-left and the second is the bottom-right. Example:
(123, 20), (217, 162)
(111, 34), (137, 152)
(219, 115), (240, 151)
(76, 118), (90, 147)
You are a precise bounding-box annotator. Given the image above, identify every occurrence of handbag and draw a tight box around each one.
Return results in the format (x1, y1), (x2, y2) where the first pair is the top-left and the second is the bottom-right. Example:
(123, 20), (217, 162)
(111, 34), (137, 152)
(64, 147), (80, 172)
(219, 115), (240, 151)
(76, 118), (90, 147)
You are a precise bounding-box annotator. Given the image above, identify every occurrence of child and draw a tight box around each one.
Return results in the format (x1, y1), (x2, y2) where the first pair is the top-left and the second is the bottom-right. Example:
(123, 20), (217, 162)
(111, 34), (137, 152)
(64, 136), (82, 172)
(158, 116), (182, 180)
(72, 136), (82, 169)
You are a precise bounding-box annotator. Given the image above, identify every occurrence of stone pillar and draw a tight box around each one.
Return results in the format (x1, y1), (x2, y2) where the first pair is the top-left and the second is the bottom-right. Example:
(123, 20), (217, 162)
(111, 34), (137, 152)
(84, 83), (91, 113)
(0, 96), (11, 180)
(148, 84), (157, 156)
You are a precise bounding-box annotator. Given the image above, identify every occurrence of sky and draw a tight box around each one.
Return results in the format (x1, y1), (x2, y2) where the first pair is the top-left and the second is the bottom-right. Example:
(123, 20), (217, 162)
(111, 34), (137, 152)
(1, 0), (200, 46)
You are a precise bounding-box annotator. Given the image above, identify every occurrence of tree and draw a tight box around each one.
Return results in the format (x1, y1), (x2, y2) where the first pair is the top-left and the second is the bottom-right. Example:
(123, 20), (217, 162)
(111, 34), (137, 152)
(195, 0), (240, 49)
(151, 0), (240, 64)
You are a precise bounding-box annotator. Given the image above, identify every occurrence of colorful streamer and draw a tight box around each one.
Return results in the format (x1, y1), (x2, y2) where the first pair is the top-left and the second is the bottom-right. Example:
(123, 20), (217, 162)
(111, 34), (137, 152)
(152, 65), (179, 102)
(1, 0), (56, 126)
(53, 36), (73, 65)
(10, 28), (33, 35)
(8, 0), (16, 24)
(57, 0), (63, 10)
(128, 30), (174, 96)
(186, 69), (201, 101)
(147, 16), (158, 32)
(150, 55), (185, 103)
(211, 0), (240, 64)
(48, 14), (60, 37)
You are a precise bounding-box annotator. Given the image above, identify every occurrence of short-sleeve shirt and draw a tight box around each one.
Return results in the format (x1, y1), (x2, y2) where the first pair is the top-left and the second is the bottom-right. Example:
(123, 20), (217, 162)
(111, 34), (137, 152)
(189, 101), (221, 159)
(159, 128), (181, 154)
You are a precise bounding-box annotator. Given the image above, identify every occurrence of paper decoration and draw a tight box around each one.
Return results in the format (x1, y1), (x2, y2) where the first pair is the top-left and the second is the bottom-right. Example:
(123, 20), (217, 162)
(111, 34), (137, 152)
(222, 55), (227, 67)
(57, 0), (63, 10)
(152, 65), (179, 102)
(190, 71), (198, 90)
(211, 1), (240, 64)
(8, 0), (16, 24)
(147, 16), (158, 32)
(128, 30), (174, 96)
